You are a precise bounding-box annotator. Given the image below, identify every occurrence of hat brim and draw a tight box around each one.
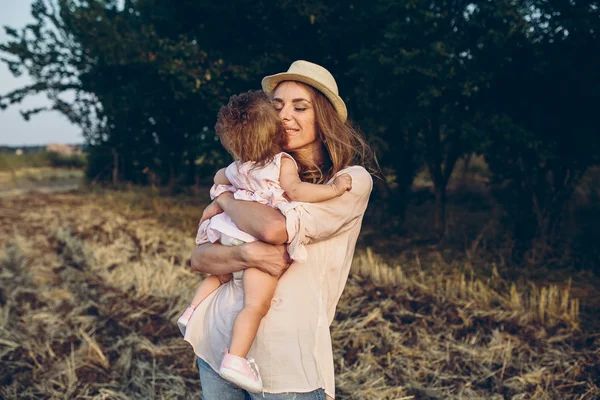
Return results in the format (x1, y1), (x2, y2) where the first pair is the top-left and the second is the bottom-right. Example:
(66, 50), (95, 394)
(261, 72), (348, 123)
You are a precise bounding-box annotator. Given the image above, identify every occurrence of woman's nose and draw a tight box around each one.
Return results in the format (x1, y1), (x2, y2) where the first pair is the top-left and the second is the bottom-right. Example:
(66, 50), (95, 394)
(279, 105), (292, 121)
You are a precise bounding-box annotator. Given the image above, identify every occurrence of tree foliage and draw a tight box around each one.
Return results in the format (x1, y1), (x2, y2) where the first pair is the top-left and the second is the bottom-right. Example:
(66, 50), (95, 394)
(480, 0), (600, 258)
(1, 0), (599, 259)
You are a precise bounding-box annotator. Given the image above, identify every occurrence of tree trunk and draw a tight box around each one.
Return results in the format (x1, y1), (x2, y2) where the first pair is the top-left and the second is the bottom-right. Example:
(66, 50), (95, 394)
(167, 158), (177, 194)
(461, 153), (473, 182)
(186, 149), (197, 186)
(434, 183), (447, 239)
(112, 149), (119, 185)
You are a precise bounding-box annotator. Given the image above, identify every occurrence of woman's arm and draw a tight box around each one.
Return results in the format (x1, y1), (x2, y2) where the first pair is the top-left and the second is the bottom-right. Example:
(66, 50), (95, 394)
(281, 166), (373, 247)
(190, 242), (246, 275)
(279, 157), (352, 202)
(190, 241), (291, 276)
(215, 192), (288, 244)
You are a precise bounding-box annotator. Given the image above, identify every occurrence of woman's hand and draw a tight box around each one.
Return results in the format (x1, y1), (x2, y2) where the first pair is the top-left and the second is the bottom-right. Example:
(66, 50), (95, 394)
(240, 241), (291, 277)
(190, 241), (290, 277)
(199, 200), (224, 226)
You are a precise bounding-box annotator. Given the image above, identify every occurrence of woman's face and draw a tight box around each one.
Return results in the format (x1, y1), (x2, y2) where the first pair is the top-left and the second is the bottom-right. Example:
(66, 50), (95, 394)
(272, 81), (319, 153)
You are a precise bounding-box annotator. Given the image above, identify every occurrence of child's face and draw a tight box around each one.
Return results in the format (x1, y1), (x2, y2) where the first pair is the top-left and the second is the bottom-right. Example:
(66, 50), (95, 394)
(272, 81), (318, 153)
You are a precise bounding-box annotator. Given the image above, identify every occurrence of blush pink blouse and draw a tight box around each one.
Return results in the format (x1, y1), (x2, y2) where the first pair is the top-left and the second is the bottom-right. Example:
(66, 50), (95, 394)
(184, 166), (372, 398)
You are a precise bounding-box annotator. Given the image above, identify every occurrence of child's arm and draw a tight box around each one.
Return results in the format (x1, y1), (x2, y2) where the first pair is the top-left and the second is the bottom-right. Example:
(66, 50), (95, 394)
(279, 157), (352, 202)
(214, 168), (230, 185)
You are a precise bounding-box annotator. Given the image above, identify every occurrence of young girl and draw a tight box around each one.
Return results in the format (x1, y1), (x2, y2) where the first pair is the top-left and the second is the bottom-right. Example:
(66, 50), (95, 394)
(178, 91), (352, 393)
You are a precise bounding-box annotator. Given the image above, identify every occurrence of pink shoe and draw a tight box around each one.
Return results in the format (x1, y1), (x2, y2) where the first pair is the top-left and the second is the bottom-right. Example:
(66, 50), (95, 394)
(219, 350), (263, 393)
(177, 307), (195, 336)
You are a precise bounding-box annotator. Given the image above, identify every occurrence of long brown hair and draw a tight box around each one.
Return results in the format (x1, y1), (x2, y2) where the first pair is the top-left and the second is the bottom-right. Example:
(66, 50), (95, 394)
(215, 91), (287, 165)
(283, 81), (374, 184)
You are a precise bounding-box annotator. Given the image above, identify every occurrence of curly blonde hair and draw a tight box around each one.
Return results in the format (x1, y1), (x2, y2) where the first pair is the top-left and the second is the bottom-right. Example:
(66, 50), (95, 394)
(215, 91), (287, 165)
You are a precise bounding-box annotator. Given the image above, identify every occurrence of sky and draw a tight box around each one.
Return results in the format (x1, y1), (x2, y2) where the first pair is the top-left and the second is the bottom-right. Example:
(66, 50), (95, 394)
(0, 0), (83, 146)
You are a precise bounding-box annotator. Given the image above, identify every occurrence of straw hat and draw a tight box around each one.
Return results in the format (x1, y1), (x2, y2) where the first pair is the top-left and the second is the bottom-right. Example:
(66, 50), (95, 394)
(261, 60), (348, 122)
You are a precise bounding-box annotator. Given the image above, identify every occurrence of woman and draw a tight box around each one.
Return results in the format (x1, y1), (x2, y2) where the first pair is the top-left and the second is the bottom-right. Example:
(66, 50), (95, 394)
(185, 60), (373, 400)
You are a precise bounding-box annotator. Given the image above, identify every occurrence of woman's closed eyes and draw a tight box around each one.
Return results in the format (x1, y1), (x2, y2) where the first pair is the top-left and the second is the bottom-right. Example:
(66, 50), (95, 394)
(272, 98), (311, 113)
(272, 105), (308, 113)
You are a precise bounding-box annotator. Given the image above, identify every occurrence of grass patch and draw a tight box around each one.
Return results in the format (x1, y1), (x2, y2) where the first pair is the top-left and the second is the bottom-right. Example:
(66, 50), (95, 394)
(0, 191), (598, 399)
(0, 150), (86, 171)
(0, 167), (84, 188)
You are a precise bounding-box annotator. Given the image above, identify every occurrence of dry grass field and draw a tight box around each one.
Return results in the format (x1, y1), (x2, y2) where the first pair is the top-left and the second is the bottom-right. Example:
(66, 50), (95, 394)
(1, 189), (599, 399)
(0, 168), (84, 199)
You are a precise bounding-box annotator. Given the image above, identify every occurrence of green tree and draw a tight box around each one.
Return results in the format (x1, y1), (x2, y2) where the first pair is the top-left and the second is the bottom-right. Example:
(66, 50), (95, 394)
(340, 0), (528, 237)
(481, 0), (600, 261)
(1, 0), (226, 187)
(1, 0), (337, 188)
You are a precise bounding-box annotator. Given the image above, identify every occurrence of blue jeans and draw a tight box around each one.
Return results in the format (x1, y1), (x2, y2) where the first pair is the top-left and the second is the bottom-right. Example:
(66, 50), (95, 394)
(198, 358), (327, 400)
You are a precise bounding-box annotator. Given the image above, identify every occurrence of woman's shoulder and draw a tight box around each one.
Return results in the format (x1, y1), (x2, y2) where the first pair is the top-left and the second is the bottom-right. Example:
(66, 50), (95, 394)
(337, 165), (373, 183)
(338, 165), (371, 177)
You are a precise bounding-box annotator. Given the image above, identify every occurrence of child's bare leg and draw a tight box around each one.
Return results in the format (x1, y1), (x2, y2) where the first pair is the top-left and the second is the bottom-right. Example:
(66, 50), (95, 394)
(228, 267), (278, 357)
(178, 274), (231, 336)
(189, 274), (230, 308)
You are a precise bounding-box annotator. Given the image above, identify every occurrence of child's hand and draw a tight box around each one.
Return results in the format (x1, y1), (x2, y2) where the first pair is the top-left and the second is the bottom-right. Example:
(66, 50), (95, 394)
(331, 173), (352, 196)
(199, 200), (224, 226)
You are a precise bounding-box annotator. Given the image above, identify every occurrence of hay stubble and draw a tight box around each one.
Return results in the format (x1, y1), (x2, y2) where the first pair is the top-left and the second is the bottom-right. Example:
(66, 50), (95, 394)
(0, 192), (598, 399)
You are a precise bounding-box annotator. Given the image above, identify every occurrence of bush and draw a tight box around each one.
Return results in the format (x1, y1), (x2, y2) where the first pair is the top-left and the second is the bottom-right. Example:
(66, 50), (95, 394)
(0, 150), (50, 170)
(46, 151), (86, 169)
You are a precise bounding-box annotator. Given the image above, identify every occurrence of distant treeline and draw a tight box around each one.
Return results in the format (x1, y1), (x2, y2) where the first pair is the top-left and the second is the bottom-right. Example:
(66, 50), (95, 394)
(1, 0), (599, 262)
(0, 145), (86, 152)
(0, 146), (46, 152)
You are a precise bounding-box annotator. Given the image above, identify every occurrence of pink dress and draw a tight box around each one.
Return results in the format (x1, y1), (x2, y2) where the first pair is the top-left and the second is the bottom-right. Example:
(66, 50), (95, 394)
(196, 152), (307, 263)
(185, 165), (373, 398)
